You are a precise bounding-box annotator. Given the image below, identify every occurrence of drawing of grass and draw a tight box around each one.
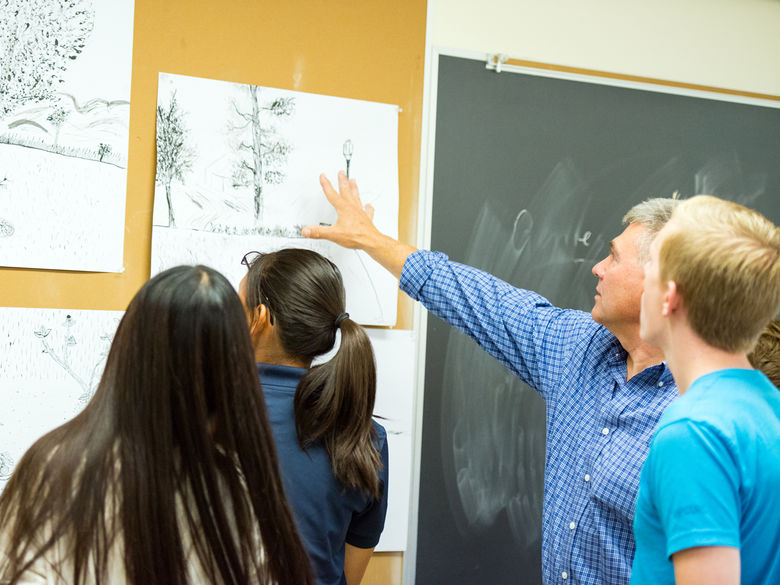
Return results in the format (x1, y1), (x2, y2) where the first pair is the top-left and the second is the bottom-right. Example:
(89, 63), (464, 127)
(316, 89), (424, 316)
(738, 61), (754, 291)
(0, 142), (125, 268)
(0, 131), (124, 168)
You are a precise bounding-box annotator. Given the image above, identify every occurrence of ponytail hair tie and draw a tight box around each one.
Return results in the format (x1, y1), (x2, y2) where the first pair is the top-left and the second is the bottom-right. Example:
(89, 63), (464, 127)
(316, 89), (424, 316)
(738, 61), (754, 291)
(334, 312), (349, 328)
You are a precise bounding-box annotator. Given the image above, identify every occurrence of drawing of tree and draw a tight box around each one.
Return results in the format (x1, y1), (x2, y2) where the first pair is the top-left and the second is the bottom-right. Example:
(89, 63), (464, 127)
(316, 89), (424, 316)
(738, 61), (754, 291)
(229, 85), (295, 224)
(46, 103), (70, 145)
(156, 92), (195, 228)
(97, 142), (111, 161)
(0, 0), (95, 119)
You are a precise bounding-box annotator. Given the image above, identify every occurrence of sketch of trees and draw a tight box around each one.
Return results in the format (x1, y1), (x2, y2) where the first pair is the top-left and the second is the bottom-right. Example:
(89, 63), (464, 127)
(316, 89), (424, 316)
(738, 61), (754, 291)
(46, 102), (70, 145)
(0, 0), (95, 119)
(156, 91), (196, 227)
(97, 142), (111, 161)
(229, 85), (295, 224)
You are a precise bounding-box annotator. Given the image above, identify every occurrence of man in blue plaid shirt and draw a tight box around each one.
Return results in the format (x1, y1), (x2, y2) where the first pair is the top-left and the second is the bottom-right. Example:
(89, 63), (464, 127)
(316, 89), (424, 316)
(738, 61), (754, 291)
(304, 171), (679, 585)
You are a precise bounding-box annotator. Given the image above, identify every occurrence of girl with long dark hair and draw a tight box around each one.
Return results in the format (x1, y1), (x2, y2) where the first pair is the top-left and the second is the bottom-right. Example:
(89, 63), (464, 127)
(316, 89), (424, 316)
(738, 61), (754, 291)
(0, 266), (314, 585)
(239, 248), (389, 585)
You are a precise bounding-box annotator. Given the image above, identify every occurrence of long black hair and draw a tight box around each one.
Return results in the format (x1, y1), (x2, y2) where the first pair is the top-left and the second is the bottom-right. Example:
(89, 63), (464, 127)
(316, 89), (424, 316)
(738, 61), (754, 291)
(0, 266), (313, 585)
(244, 249), (382, 498)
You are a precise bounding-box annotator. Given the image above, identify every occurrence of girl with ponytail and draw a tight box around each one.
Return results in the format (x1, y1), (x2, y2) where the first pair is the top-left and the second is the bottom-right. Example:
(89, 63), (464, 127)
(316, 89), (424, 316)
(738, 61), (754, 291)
(239, 248), (389, 585)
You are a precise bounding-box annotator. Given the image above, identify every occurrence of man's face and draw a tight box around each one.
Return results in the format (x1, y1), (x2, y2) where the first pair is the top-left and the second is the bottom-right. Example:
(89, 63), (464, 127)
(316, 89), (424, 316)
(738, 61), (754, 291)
(639, 224), (670, 347)
(591, 222), (647, 333)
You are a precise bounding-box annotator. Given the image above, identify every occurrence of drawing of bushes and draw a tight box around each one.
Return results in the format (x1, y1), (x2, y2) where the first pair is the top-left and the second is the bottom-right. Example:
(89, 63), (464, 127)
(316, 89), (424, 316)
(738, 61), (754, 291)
(0, 219), (14, 237)
(204, 221), (305, 238)
(0, 452), (14, 481)
(0, 132), (123, 166)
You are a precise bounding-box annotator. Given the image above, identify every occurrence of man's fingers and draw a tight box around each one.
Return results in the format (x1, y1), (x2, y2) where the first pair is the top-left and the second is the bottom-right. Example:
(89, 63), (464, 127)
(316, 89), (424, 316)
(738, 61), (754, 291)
(365, 203), (375, 221)
(319, 173), (341, 207)
(338, 170), (350, 195)
(302, 224), (331, 240)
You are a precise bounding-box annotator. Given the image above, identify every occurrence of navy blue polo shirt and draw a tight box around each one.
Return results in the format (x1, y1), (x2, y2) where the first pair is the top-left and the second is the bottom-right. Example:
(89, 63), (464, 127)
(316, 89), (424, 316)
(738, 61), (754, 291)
(257, 363), (389, 585)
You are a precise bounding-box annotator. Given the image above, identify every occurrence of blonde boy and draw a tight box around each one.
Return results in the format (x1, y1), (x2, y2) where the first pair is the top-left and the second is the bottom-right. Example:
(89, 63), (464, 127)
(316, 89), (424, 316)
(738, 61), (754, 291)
(632, 195), (780, 585)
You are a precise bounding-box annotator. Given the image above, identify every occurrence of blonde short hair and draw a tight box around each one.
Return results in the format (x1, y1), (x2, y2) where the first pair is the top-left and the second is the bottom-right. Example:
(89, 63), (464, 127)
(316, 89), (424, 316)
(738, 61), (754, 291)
(659, 195), (780, 353)
(748, 319), (780, 389)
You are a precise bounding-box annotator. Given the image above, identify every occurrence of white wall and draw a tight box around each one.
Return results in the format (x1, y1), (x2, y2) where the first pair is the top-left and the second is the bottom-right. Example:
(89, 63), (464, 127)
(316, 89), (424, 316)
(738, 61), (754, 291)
(430, 0), (780, 95)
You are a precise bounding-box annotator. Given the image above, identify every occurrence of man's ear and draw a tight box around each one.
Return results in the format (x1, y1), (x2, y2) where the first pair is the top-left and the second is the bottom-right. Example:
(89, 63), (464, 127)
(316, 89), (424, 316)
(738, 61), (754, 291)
(662, 280), (682, 316)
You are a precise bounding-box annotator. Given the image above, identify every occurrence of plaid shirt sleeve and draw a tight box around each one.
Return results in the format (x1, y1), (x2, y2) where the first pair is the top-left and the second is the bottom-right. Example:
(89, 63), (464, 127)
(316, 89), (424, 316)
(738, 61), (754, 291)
(401, 250), (595, 401)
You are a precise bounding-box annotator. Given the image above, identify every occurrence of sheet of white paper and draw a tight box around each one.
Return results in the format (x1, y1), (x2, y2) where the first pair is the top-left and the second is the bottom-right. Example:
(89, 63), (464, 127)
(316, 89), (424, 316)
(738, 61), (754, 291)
(0, 0), (135, 272)
(0, 307), (124, 489)
(1, 307), (417, 553)
(151, 72), (400, 325)
(316, 328), (416, 552)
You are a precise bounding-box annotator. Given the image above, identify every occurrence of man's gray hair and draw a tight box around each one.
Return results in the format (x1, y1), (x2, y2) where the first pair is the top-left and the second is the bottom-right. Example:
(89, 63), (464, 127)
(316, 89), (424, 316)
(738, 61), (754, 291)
(622, 197), (681, 263)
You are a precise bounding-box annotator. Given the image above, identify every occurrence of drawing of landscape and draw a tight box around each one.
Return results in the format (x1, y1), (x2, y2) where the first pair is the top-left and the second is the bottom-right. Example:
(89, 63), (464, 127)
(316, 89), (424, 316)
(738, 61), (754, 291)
(0, 0), (135, 272)
(151, 73), (400, 325)
(0, 307), (123, 492)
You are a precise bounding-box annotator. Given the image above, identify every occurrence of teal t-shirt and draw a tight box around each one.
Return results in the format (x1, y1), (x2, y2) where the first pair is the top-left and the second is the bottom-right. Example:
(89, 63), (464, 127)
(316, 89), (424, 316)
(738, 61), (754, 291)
(632, 369), (780, 585)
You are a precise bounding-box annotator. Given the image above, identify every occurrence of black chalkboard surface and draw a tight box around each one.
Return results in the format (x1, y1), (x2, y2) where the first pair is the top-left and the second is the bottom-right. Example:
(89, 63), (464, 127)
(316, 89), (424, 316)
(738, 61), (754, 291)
(415, 54), (780, 585)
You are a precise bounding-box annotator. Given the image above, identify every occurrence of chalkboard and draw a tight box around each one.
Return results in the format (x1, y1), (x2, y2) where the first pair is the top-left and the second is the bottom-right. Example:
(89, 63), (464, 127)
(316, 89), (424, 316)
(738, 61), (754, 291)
(415, 53), (780, 585)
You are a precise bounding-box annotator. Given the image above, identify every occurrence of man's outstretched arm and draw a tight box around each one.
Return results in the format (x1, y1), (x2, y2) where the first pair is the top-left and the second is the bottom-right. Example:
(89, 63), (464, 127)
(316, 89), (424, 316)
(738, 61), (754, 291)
(302, 171), (417, 279)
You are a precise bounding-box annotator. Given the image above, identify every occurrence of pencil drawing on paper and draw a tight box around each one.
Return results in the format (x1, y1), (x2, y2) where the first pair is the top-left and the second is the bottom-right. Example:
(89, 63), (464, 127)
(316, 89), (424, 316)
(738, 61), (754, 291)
(34, 314), (115, 406)
(228, 86), (295, 226)
(151, 72), (400, 325)
(0, 0), (135, 272)
(0, 452), (13, 481)
(156, 91), (196, 228)
(0, 307), (123, 491)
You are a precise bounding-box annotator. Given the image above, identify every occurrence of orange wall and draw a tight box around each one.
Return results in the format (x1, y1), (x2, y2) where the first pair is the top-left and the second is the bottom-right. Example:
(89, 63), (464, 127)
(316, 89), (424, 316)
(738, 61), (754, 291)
(0, 0), (427, 580)
(0, 0), (425, 332)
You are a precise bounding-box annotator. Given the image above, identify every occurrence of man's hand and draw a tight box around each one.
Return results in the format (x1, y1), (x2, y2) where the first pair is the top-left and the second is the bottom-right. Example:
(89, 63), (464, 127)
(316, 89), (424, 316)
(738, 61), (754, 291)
(302, 172), (381, 250)
(302, 171), (417, 279)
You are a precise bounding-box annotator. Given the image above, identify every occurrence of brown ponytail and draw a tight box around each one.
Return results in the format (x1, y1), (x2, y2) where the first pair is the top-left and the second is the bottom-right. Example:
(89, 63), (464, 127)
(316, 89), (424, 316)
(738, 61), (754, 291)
(244, 249), (383, 497)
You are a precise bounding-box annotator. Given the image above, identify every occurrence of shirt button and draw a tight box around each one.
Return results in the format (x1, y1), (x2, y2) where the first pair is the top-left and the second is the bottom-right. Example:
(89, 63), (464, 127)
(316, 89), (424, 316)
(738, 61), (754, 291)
(658, 381), (664, 387)
(584, 474), (591, 482)
(602, 427), (609, 435)
(562, 572), (568, 580)
(569, 522), (576, 530)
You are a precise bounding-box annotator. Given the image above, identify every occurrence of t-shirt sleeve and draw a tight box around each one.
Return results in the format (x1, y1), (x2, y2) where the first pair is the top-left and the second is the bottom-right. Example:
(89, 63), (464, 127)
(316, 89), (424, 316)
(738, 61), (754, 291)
(345, 433), (390, 549)
(646, 419), (741, 558)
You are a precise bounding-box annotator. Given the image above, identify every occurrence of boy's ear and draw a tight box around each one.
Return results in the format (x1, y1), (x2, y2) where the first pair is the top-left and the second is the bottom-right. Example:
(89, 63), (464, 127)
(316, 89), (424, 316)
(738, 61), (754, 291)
(662, 280), (682, 316)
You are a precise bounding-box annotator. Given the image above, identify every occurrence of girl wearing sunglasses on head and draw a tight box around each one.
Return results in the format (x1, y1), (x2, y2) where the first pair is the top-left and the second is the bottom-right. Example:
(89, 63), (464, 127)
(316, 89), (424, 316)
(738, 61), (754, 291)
(240, 248), (389, 585)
